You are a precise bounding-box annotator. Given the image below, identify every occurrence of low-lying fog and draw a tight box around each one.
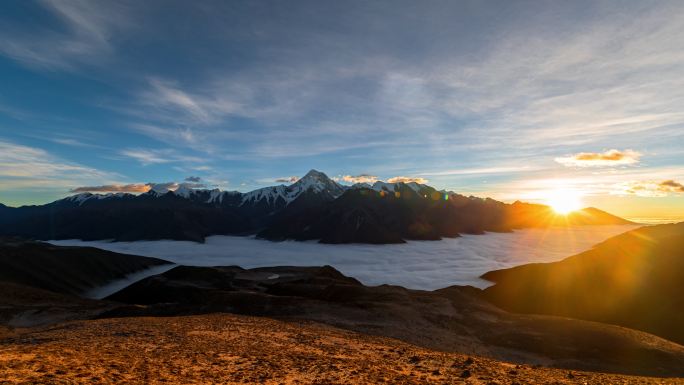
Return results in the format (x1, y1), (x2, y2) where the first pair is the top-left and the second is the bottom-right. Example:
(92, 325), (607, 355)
(51, 225), (636, 296)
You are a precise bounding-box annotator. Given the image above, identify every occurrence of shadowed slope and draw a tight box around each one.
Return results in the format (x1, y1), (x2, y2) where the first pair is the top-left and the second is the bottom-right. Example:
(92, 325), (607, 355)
(482, 222), (684, 344)
(0, 237), (170, 295)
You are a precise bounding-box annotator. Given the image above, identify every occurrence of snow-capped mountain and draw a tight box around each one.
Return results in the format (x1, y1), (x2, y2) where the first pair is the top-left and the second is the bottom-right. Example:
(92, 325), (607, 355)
(240, 169), (345, 209)
(59, 169), (417, 208)
(62, 192), (134, 206)
(0, 169), (634, 244)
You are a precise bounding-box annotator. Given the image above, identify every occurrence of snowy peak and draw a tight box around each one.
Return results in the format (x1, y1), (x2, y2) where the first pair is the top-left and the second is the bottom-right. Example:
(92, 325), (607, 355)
(61, 192), (131, 205)
(58, 170), (429, 208)
(173, 184), (194, 198)
(241, 170), (344, 208)
(65, 193), (94, 204)
(301, 169), (328, 181)
(291, 169), (344, 196)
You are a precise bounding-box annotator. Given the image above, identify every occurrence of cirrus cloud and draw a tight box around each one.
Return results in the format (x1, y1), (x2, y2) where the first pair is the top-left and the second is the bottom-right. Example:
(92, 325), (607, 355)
(120, 148), (205, 165)
(0, 139), (119, 192)
(555, 149), (641, 167)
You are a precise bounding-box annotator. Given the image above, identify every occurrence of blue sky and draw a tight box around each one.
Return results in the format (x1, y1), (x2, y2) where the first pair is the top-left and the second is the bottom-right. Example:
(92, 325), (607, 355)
(0, 0), (683, 219)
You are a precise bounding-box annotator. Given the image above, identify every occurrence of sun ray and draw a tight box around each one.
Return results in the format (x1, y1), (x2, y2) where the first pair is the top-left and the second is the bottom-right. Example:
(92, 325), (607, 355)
(545, 189), (583, 215)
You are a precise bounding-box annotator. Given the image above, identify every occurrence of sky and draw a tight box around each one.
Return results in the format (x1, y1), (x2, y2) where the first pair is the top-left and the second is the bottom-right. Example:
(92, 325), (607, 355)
(0, 0), (683, 220)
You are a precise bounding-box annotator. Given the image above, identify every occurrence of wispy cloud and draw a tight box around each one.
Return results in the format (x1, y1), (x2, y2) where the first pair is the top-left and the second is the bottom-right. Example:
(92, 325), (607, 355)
(120, 148), (205, 166)
(555, 149), (641, 167)
(140, 78), (212, 124)
(421, 166), (536, 177)
(0, 0), (132, 70)
(51, 137), (98, 148)
(0, 139), (118, 191)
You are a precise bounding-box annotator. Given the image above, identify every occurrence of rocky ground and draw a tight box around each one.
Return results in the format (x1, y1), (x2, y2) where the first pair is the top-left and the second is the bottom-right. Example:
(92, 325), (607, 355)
(101, 265), (684, 377)
(0, 313), (682, 385)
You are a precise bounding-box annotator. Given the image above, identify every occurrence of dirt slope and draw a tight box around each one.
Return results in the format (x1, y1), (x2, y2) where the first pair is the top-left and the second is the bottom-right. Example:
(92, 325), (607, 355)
(1, 314), (682, 385)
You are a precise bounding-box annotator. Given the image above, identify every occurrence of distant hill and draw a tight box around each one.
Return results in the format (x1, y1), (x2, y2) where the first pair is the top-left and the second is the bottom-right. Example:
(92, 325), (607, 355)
(0, 170), (633, 244)
(482, 222), (684, 345)
(505, 202), (635, 228)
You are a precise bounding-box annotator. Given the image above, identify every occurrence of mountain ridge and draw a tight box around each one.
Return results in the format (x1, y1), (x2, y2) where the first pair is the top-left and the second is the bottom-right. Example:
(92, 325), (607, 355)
(0, 169), (634, 243)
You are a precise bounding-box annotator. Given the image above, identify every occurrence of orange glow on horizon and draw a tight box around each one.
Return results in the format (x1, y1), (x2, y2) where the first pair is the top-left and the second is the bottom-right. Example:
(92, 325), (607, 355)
(545, 189), (583, 215)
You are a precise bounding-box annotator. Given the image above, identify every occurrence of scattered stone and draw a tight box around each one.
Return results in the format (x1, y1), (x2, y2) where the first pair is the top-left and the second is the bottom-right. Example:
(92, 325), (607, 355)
(460, 369), (471, 378)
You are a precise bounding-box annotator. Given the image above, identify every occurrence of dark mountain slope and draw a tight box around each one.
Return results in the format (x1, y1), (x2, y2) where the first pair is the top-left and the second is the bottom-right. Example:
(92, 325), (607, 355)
(0, 192), (256, 242)
(258, 186), (629, 243)
(259, 185), (507, 243)
(0, 237), (170, 295)
(482, 222), (684, 345)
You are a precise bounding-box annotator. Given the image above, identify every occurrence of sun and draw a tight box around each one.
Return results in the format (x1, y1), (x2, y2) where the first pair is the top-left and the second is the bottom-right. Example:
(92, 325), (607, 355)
(545, 190), (582, 215)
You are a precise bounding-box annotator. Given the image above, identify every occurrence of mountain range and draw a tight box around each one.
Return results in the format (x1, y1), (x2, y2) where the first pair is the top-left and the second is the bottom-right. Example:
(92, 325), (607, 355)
(0, 169), (634, 243)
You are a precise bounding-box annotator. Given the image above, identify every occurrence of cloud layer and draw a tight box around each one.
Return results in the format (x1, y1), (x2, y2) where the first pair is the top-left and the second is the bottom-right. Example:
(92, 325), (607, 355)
(51, 225), (635, 291)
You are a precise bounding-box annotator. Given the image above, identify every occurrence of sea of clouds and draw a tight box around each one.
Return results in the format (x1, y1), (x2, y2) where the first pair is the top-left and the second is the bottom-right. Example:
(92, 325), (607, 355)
(51, 225), (636, 298)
